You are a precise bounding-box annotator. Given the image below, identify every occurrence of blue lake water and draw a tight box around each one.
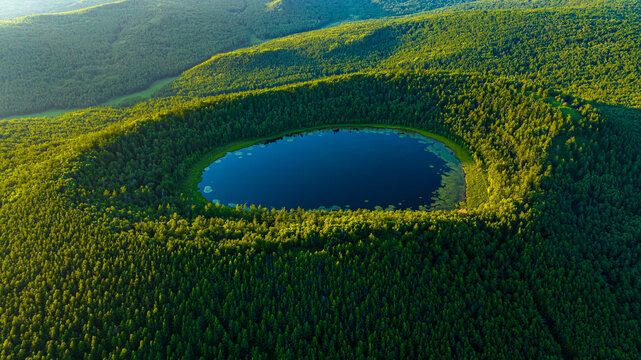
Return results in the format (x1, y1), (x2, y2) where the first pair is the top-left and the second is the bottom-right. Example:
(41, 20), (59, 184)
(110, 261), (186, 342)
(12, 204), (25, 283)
(198, 128), (465, 211)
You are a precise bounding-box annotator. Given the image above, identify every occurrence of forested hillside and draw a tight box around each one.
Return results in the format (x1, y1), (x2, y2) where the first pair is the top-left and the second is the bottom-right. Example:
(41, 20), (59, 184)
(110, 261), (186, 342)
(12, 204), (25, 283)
(0, 0), (484, 118)
(166, 5), (641, 108)
(1, 0), (641, 358)
(434, 0), (628, 11)
(0, 0), (337, 117)
(2, 67), (640, 357)
(0, 71), (601, 358)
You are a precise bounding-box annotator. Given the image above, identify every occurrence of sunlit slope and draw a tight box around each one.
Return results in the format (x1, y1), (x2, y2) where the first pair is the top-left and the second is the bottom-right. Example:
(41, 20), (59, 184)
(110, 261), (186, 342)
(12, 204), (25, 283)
(167, 5), (641, 108)
(1, 0), (626, 118)
(432, 0), (629, 11)
(0, 0), (115, 20)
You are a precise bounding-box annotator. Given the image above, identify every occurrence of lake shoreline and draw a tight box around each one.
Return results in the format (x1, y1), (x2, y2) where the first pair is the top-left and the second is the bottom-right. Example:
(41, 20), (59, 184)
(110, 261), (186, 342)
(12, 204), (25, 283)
(184, 123), (488, 211)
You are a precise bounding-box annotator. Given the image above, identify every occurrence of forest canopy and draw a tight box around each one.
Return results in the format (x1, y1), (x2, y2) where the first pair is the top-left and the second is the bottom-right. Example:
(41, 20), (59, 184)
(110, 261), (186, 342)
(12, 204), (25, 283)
(1, 0), (641, 358)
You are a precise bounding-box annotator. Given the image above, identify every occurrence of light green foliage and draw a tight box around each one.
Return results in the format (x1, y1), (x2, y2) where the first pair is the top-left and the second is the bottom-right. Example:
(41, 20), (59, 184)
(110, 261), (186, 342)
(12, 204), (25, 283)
(434, 0), (625, 11)
(166, 4), (641, 108)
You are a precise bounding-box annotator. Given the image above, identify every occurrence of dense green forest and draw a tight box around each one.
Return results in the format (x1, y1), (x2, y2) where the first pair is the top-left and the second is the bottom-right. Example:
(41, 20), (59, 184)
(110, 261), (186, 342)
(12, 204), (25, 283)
(435, 0), (631, 11)
(0, 0), (483, 118)
(0, 71), (580, 358)
(0, 0), (338, 117)
(2, 0), (641, 358)
(165, 4), (641, 108)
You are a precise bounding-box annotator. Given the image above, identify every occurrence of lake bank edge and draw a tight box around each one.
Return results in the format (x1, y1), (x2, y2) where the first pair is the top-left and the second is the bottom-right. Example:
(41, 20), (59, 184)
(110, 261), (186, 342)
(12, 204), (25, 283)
(183, 123), (489, 211)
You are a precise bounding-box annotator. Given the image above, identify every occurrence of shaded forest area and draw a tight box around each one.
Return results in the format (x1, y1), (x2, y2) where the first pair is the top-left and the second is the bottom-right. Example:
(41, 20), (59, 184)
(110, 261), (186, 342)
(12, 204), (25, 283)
(0, 0), (483, 118)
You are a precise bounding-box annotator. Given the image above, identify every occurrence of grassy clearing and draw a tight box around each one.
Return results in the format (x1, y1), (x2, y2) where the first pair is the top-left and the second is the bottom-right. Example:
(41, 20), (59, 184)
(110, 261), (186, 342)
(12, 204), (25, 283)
(2, 108), (80, 120)
(462, 162), (489, 209)
(2, 76), (178, 121)
(320, 15), (362, 30)
(101, 76), (179, 107)
(183, 123), (489, 211)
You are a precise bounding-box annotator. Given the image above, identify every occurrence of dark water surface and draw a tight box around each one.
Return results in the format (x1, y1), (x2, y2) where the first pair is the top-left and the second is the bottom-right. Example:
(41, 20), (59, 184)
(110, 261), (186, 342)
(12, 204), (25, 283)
(198, 128), (465, 210)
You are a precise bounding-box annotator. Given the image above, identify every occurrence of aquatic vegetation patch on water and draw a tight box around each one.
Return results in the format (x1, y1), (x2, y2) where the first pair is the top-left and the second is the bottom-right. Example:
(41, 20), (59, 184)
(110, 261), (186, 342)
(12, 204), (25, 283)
(407, 139), (466, 210)
(429, 161), (466, 211)
(423, 142), (458, 164)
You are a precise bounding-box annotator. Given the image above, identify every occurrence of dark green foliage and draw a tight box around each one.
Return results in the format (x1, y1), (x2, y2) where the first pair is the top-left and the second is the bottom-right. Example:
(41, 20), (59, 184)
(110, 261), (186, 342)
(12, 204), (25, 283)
(0, 0), (347, 117)
(523, 104), (641, 357)
(0, 0), (485, 118)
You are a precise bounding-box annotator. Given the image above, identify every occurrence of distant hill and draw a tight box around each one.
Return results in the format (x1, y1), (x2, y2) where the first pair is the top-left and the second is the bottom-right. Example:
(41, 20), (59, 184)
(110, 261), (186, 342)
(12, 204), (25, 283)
(0, 0), (490, 118)
(0, 0), (115, 20)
